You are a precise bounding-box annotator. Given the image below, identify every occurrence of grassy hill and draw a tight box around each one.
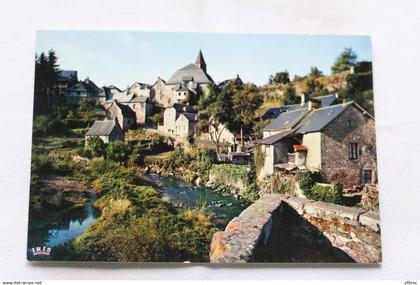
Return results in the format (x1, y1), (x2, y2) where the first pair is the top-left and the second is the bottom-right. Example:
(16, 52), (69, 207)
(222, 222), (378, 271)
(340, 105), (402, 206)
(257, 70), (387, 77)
(257, 67), (374, 117)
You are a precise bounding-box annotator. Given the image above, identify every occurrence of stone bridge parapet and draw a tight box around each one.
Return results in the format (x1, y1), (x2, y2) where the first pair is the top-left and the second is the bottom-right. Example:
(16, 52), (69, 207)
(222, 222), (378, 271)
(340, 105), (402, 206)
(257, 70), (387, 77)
(210, 194), (381, 263)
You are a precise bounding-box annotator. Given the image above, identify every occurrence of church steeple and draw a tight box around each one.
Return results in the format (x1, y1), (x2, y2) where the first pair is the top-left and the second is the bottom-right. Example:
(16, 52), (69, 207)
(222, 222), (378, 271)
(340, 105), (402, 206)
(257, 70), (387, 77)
(194, 50), (207, 72)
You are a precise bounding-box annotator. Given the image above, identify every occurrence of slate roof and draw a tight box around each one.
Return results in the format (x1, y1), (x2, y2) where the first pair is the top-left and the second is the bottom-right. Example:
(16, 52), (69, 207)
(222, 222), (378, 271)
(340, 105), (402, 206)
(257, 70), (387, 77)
(180, 112), (198, 122)
(59, 70), (78, 82)
(130, 96), (150, 103)
(295, 102), (352, 133)
(195, 50), (206, 67)
(115, 101), (136, 119)
(258, 130), (293, 145)
(167, 63), (214, 84)
(261, 94), (338, 120)
(259, 102), (367, 145)
(106, 87), (134, 103)
(261, 106), (289, 120)
(84, 78), (102, 93)
(85, 120), (117, 136)
(263, 108), (308, 131)
(172, 103), (196, 113)
(218, 75), (243, 89)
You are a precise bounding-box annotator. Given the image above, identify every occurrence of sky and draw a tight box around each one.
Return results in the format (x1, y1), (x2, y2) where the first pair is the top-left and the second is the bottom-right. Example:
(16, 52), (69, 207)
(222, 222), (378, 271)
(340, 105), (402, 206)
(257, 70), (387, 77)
(36, 31), (372, 88)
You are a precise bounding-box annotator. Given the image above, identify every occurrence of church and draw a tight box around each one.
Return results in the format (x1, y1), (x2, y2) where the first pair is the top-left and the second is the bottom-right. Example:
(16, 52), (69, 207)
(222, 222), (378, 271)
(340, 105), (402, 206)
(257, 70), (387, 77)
(151, 50), (214, 107)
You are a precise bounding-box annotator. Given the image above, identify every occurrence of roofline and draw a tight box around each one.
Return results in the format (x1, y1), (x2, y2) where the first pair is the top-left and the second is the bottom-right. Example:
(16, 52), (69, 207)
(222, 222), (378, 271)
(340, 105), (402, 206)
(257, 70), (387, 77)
(262, 109), (308, 131)
(352, 101), (375, 119)
(298, 101), (372, 134)
(263, 94), (338, 113)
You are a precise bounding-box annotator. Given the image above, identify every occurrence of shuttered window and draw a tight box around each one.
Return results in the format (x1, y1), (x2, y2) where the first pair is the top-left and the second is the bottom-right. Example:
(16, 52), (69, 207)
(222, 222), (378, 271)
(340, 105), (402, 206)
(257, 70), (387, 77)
(349, 143), (358, 159)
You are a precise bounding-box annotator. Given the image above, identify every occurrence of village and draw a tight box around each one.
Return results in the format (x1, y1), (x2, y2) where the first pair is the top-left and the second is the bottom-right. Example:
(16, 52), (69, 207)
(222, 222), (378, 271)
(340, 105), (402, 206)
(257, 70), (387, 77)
(28, 47), (380, 263)
(60, 50), (377, 191)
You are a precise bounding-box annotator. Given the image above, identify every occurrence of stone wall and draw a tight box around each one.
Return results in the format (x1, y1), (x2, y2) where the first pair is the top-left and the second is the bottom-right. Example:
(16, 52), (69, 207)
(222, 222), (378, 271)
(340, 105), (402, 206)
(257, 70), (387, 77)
(210, 194), (381, 263)
(321, 104), (377, 187)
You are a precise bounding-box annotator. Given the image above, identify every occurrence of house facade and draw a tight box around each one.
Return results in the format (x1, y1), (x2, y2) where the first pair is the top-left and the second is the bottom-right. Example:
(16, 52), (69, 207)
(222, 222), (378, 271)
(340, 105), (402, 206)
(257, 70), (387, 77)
(85, 119), (124, 147)
(158, 103), (197, 139)
(175, 113), (198, 138)
(151, 50), (214, 107)
(258, 101), (376, 187)
(126, 96), (153, 124)
(66, 77), (106, 104)
(56, 70), (78, 98)
(105, 101), (136, 130)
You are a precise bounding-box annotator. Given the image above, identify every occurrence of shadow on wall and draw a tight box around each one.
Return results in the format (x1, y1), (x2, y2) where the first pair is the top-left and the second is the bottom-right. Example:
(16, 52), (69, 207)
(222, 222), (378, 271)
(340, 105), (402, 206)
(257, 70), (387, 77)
(255, 203), (355, 263)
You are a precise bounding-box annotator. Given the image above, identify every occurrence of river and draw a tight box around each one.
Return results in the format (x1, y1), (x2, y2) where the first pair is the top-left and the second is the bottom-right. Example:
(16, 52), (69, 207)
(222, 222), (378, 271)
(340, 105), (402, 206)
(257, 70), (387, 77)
(27, 175), (247, 256)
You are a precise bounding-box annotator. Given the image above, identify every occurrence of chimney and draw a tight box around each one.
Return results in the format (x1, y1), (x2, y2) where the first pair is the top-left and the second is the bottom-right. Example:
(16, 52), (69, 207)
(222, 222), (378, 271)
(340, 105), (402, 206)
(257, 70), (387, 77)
(300, 93), (307, 106)
(335, 93), (339, 99)
(308, 98), (320, 111)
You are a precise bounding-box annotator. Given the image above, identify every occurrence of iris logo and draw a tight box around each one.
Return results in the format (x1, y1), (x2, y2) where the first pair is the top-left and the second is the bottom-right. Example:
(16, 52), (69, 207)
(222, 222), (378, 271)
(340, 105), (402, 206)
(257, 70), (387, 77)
(31, 246), (51, 256)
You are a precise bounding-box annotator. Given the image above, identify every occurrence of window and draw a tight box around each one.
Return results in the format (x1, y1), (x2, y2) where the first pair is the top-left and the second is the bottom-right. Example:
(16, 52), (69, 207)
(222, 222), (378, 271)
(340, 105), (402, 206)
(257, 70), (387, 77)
(348, 120), (353, 128)
(363, 170), (372, 184)
(349, 143), (358, 159)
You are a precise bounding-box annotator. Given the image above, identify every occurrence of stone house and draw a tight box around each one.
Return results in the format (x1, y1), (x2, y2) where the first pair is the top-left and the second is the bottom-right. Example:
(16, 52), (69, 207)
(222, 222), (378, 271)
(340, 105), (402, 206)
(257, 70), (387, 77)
(103, 84), (153, 125)
(66, 77), (106, 104)
(127, 82), (151, 98)
(126, 96), (153, 124)
(56, 70), (78, 98)
(85, 119), (124, 147)
(150, 50), (214, 107)
(175, 112), (198, 138)
(257, 100), (377, 187)
(105, 101), (136, 130)
(158, 103), (197, 138)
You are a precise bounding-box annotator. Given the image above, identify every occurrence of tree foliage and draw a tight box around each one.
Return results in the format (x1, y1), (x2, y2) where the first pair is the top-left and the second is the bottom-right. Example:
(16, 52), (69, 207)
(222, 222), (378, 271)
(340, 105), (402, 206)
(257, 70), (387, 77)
(331, 48), (358, 74)
(86, 136), (106, 157)
(34, 50), (61, 115)
(268, 70), (290, 84)
(282, 84), (300, 105)
(106, 141), (132, 164)
(308, 66), (323, 78)
(305, 79), (327, 97)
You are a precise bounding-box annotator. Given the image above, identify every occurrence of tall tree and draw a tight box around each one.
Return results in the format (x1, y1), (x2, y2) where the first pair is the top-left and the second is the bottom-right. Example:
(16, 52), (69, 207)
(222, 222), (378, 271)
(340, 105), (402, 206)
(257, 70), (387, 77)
(305, 79), (327, 97)
(331, 48), (358, 74)
(33, 49), (61, 115)
(196, 84), (233, 160)
(282, 84), (300, 105)
(308, 66), (323, 78)
(268, 71), (290, 84)
(231, 83), (263, 148)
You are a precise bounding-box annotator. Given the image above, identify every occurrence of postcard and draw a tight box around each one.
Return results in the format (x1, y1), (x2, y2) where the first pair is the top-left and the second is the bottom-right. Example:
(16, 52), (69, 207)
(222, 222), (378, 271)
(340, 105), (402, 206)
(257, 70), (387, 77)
(28, 31), (380, 263)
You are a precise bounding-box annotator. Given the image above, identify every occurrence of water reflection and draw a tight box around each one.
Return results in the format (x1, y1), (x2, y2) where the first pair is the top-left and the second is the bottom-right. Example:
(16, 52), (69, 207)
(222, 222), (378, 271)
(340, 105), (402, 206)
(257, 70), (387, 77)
(28, 192), (99, 248)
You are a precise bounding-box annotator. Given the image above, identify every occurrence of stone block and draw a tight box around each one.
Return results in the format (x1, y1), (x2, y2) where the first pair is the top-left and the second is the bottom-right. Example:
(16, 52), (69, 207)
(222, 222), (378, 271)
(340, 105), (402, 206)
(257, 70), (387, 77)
(359, 211), (380, 232)
(285, 197), (312, 215)
(304, 201), (365, 224)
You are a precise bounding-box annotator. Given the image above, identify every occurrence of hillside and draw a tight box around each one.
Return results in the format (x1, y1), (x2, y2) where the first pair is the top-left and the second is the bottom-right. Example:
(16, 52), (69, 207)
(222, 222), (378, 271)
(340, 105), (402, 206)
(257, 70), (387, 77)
(258, 70), (351, 116)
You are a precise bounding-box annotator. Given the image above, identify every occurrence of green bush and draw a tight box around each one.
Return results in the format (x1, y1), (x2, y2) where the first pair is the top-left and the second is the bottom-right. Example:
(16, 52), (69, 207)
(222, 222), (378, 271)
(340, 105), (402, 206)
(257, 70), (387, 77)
(31, 153), (78, 176)
(86, 136), (106, 157)
(303, 183), (343, 204)
(298, 171), (315, 190)
(270, 174), (295, 195)
(73, 163), (218, 262)
(210, 163), (258, 201)
(106, 141), (132, 164)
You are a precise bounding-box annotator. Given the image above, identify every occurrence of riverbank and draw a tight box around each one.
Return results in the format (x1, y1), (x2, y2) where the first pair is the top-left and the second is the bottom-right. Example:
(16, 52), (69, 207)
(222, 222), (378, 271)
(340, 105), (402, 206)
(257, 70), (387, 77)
(29, 175), (92, 218)
(143, 149), (259, 201)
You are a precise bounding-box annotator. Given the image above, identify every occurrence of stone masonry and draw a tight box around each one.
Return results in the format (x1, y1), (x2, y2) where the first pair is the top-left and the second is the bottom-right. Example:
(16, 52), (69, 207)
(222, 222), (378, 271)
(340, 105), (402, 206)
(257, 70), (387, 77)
(210, 194), (381, 263)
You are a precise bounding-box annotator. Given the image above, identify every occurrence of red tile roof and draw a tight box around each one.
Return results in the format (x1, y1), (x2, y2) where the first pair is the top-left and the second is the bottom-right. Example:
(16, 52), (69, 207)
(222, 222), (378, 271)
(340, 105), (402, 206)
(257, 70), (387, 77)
(293, 144), (307, 151)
